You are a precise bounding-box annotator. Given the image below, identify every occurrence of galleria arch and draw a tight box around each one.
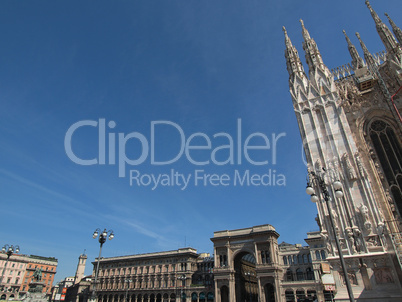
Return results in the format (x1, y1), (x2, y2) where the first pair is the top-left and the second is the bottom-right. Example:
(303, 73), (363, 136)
(211, 225), (282, 302)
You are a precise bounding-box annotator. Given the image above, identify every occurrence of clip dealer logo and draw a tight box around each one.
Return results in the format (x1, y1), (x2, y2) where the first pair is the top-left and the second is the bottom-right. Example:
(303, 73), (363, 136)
(64, 119), (287, 189)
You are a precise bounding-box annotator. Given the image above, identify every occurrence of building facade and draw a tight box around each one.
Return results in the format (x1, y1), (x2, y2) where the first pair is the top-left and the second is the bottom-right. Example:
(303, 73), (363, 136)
(0, 253), (27, 301)
(210, 224), (337, 302)
(283, 1), (402, 301)
(279, 241), (319, 302)
(211, 225), (281, 302)
(91, 248), (214, 302)
(0, 252), (58, 301)
(21, 256), (58, 298)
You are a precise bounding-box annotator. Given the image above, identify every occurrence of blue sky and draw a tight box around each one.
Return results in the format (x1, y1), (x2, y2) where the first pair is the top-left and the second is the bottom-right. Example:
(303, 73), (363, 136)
(0, 0), (400, 282)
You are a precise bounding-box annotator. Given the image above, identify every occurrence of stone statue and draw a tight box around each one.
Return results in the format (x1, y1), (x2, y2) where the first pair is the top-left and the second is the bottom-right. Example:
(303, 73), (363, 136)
(342, 153), (357, 180)
(353, 227), (364, 253)
(359, 204), (372, 232)
(320, 232), (333, 255)
(377, 222), (387, 248)
(346, 227), (357, 254)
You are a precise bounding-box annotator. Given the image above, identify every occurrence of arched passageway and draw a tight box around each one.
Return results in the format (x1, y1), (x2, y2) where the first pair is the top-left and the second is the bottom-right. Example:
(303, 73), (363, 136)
(234, 252), (258, 302)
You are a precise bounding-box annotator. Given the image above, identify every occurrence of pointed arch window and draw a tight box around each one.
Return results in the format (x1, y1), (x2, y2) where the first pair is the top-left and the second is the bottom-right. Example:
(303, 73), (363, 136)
(368, 120), (402, 215)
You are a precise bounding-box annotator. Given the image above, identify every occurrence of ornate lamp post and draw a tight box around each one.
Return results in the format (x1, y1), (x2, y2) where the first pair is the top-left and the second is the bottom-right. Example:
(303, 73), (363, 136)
(124, 279), (132, 302)
(1, 245), (20, 285)
(177, 274), (186, 302)
(305, 168), (355, 302)
(91, 229), (114, 302)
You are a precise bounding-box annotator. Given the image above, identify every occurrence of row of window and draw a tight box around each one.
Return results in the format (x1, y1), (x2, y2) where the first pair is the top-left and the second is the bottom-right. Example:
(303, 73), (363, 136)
(285, 268), (315, 281)
(282, 250), (326, 265)
(196, 262), (213, 272)
(27, 264), (55, 271)
(99, 278), (179, 290)
(283, 254), (311, 265)
(6, 270), (23, 276)
(100, 263), (189, 277)
(0, 263), (24, 269)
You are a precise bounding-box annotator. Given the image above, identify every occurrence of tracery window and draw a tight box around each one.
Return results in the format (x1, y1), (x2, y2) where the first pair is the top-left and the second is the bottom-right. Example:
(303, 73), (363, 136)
(369, 120), (402, 215)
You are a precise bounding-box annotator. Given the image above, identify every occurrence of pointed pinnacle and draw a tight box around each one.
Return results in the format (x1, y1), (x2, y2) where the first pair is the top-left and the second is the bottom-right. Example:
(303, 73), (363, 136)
(365, 0), (382, 25)
(300, 19), (310, 41)
(385, 13), (402, 45)
(355, 32), (362, 44)
(385, 13), (399, 33)
(356, 32), (372, 60)
(344, 30), (364, 69)
(283, 26), (292, 48)
(343, 30), (352, 45)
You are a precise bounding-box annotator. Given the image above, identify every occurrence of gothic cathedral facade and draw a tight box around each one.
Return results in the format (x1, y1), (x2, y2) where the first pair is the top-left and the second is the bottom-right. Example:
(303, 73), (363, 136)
(284, 1), (402, 301)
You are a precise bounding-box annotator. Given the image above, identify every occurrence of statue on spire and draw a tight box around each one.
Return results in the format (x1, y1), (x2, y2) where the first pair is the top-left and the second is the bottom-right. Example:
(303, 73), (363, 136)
(385, 13), (402, 45)
(365, 0), (401, 62)
(343, 30), (365, 70)
(283, 26), (305, 79)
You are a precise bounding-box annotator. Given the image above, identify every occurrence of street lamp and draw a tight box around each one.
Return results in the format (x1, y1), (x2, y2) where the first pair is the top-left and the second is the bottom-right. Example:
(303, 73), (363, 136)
(306, 169), (355, 302)
(177, 274), (186, 302)
(1, 245), (20, 285)
(124, 279), (132, 302)
(91, 229), (114, 302)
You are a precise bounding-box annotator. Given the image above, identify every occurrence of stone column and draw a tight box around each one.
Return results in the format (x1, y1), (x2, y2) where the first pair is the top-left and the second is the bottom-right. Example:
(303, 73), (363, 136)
(274, 274), (282, 302)
(214, 282), (220, 302)
(229, 273), (235, 302)
(257, 277), (264, 302)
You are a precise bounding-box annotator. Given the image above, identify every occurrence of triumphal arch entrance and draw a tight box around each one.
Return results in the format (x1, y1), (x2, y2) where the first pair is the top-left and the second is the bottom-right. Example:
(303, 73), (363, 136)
(211, 225), (282, 302)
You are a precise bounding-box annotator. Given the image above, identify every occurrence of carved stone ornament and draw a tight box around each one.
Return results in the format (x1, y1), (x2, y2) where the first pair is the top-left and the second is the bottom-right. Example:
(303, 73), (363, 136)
(354, 152), (367, 177)
(359, 204), (372, 233)
(339, 271), (358, 286)
(345, 227), (357, 254)
(342, 153), (357, 180)
(366, 236), (381, 247)
(320, 231), (333, 255)
(374, 268), (394, 284)
(315, 215), (322, 232)
(352, 226), (364, 253)
(377, 222), (388, 249)
(314, 159), (322, 173)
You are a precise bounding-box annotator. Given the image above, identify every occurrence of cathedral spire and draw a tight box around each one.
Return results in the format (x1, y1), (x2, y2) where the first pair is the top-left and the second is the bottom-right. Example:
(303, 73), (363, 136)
(299, 19), (328, 75)
(343, 30), (365, 70)
(283, 26), (305, 79)
(283, 26), (292, 49)
(365, 0), (382, 26)
(385, 13), (402, 46)
(356, 32), (377, 77)
(300, 19), (311, 41)
(365, 1), (400, 60)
